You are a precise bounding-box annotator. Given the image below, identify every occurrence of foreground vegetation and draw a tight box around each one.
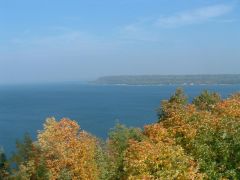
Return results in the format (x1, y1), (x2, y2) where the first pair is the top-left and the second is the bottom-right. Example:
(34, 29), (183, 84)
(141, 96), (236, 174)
(1, 89), (240, 179)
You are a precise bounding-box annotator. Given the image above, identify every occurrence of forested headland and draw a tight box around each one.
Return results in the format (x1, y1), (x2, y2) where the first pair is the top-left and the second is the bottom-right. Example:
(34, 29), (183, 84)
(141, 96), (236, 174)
(93, 74), (240, 85)
(1, 89), (240, 179)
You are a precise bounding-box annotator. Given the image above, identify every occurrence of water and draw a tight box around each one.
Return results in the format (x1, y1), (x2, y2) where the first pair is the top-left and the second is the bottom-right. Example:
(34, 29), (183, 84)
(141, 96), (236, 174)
(0, 83), (239, 155)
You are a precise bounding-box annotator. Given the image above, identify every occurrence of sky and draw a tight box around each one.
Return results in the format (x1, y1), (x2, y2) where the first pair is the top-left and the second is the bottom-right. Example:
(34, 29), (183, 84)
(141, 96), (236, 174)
(1, 0), (240, 84)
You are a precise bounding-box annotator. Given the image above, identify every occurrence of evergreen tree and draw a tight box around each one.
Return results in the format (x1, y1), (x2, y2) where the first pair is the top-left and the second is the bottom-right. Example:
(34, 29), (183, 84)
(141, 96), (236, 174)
(0, 148), (8, 179)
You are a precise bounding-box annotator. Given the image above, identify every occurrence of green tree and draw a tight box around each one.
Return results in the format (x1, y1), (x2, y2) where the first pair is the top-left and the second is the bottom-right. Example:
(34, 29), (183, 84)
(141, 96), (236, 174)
(10, 133), (49, 179)
(10, 133), (35, 168)
(0, 148), (9, 179)
(168, 88), (188, 105)
(157, 88), (188, 121)
(107, 123), (144, 180)
(193, 90), (221, 111)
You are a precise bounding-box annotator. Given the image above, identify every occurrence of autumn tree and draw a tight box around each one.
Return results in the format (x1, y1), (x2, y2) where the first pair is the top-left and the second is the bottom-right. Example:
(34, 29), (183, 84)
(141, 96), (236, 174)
(123, 124), (203, 179)
(37, 117), (101, 180)
(156, 90), (240, 179)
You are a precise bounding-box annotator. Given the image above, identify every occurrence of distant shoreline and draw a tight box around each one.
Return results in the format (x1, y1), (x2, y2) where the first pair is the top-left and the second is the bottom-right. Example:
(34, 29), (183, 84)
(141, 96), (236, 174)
(92, 83), (237, 86)
(92, 74), (240, 86)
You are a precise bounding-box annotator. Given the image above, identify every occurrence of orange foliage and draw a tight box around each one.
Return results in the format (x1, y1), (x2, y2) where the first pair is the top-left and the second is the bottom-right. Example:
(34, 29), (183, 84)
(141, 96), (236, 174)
(214, 97), (240, 118)
(38, 118), (99, 180)
(124, 139), (203, 179)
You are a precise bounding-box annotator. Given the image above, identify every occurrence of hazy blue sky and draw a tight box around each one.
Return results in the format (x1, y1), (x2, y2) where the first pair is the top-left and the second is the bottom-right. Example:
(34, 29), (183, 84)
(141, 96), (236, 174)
(1, 0), (240, 84)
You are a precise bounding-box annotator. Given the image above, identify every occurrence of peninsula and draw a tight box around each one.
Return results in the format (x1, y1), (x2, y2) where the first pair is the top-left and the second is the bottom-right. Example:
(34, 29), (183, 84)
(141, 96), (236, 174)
(93, 74), (240, 85)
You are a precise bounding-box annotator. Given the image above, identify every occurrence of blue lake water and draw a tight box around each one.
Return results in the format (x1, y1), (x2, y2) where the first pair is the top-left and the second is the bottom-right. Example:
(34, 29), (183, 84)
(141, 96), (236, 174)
(0, 83), (239, 155)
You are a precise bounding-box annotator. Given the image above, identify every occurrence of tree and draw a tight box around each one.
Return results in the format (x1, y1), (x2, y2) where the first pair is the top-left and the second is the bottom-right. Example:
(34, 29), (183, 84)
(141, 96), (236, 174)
(10, 133), (49, 179)
(11, 133), (35, 168)
(0, 148), (9, 179)
(106, 123), (144, 180)
(157, 88), (188, 121)
(168, 88), (188, 105)
(123, 124), (203, 179)
(158, 93), (240, 179)
(37, 117), (100, 179)
(193, 90), (221, 111)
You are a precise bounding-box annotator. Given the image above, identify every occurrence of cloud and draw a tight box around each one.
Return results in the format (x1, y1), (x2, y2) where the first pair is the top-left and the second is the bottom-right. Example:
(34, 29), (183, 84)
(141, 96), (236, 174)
(119, 3), (235, 42)
(123, 24), (139, 33)
(3, 28), (124, 60)
(9, 30), (99, 50)
(120, 26), (160, 42)
(120, 18), (162, 42)
(156, 4), (234, 28)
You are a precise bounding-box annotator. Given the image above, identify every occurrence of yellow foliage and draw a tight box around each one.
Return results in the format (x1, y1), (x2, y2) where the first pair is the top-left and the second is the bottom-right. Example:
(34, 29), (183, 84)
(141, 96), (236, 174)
(38, 118), (99, 180)
(124, 139), (203, 179)
(214, 97), (240, 118)
(123, 121), (204, 179)
(14, 160), (36, 180)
